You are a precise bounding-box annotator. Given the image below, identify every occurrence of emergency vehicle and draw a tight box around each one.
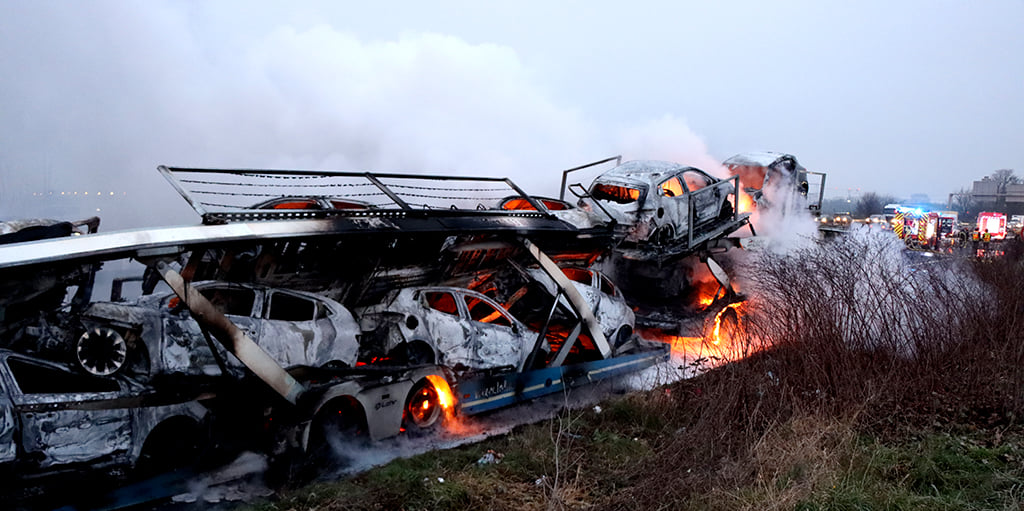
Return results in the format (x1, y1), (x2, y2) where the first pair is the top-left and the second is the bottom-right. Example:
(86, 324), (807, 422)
(977, 212), (1007, 240)
(892, 208), (949, 250)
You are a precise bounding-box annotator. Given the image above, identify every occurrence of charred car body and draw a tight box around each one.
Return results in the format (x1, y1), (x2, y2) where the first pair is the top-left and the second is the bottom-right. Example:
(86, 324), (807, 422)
(0, 348), (208, 480)
(357, 286), (544, 372)
(10, 281), (360, 381)
(525, 266), (635, 345)
(585, 160), (736, 246)
(0, 166), (673, 491)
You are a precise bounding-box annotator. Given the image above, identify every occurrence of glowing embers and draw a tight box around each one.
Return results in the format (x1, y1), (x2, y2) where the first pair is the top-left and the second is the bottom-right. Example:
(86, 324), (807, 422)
(406, 377), (448, 429)
(688, 263), (737, 310)
(692, 278), (720, 308)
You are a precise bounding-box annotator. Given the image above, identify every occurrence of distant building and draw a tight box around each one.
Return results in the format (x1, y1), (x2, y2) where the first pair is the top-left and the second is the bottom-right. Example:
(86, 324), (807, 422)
(958, 177), (1024, 217)
(969, 177), (1024, 204)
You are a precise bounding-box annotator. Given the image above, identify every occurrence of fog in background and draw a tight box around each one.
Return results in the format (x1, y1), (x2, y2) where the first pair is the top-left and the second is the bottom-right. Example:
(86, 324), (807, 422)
(2, 1), (1021, 230)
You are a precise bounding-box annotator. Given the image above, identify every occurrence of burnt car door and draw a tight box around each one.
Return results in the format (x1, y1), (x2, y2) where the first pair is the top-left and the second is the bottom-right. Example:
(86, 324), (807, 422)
(418, 290), (474, 369)
(2, 354), (131, 470)
(655, 175), (689, 240)
(460, 292), (524, 371)
(681, 169), (721, 225)
(260, 290), (340, 368)
(162, 284), (261, 374)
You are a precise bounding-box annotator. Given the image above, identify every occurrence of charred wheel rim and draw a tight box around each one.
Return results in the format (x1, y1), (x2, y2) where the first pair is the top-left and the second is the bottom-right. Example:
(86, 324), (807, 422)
(405, 380), (442, 429)
(77, 327), (128, 376)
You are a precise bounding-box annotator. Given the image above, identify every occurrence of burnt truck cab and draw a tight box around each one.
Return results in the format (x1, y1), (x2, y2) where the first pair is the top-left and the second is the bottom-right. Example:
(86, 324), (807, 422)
(587, 161), (734, 246)
(722, 152), (824, 213)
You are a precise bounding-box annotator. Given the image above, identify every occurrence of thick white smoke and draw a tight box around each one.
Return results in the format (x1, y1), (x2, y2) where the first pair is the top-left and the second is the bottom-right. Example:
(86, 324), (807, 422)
(0, 6), (724, 231)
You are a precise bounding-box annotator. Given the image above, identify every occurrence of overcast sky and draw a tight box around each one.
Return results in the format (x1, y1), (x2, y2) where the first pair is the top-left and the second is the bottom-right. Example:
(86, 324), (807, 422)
(1, 1), (1021, 229)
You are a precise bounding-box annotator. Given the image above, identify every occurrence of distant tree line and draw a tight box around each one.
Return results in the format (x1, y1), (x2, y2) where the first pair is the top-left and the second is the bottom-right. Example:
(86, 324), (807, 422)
(822, 169), (1020, 221)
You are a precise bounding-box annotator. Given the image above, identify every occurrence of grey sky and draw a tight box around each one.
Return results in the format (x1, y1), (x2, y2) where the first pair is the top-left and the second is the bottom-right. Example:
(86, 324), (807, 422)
(1, 1), (1021, 229)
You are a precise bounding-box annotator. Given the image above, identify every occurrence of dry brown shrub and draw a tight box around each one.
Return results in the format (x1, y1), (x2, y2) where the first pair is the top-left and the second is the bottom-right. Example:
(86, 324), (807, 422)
(606, 230), (1024, 509)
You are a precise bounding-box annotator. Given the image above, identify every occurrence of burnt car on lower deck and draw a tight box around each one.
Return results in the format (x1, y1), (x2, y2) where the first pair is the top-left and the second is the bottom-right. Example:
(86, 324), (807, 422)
(0, 349), (209, 481)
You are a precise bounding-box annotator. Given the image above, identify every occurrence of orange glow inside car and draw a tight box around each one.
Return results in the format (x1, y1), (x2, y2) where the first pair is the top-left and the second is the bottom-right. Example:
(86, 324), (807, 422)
(501, 198), (571, 211)
(592, 184), (642, 203)
(270, 199), (319, 209)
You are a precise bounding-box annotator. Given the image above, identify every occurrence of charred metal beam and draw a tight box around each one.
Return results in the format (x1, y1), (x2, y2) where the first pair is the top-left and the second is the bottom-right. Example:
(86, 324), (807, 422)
(549, 321), (583, 368)
(559, 155), (622, 201)
(521, 238), (611, 359)
(364, 172), (412, 210)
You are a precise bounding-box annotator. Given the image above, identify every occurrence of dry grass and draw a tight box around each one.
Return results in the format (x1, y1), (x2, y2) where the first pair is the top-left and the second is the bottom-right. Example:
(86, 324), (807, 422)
(250, 233), (1024, 510)
(605, 231), (1024, 509)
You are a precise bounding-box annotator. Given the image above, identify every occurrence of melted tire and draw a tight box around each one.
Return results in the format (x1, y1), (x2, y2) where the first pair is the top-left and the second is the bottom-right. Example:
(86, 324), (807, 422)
(404, 379), (443, 432)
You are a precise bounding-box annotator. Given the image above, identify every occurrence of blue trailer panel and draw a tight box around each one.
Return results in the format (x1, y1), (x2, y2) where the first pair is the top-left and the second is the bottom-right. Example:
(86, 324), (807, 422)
(456, 342), (669, 415)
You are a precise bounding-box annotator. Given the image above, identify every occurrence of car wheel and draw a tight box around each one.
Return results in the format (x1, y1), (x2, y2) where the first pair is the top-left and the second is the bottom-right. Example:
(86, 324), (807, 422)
(76, 327), (128, 376)
(304, 398), (367, 470)
(404, 379), (443, 430)
(652, 226), (674, 246)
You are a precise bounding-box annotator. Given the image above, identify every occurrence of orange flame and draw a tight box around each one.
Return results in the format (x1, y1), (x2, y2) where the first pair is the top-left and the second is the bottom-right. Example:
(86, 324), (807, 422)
(425, 373), (484, 435)
(639, 301), (751, 368)
(692, 279), (721, 309)
(711, 302), (743, 346)
(738, 192), (755, 214)
(426, 374), (454, 411)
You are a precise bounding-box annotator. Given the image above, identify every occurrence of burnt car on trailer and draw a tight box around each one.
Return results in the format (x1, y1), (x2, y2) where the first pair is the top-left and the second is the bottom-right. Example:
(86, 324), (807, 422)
(525, 266), (635, 346)
(357, 286), (545, 372)
(585, 161), (735, 246)
(0, 348), (209, 480)
(36, 281), (361, 379)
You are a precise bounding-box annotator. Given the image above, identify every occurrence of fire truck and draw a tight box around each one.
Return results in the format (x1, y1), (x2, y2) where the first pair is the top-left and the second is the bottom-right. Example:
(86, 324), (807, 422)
(892, 208), (956, 250)
(976, 211), (1007, 240)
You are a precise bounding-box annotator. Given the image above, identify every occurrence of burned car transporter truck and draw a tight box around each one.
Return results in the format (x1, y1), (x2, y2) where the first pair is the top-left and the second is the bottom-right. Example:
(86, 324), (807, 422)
(0, 166), (685, 484)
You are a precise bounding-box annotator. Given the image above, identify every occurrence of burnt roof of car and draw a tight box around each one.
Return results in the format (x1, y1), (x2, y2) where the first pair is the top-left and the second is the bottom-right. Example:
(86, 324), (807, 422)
(595, 160), (698, 182)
